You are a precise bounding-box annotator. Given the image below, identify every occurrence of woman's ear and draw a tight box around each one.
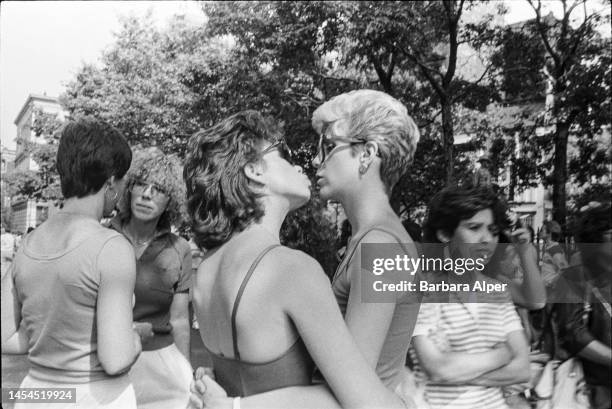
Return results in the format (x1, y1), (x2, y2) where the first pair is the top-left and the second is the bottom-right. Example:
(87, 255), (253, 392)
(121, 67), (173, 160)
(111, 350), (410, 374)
(436, 229), (451, 244)
(361, 141), (379, 162)
(244, 161), (266, 185)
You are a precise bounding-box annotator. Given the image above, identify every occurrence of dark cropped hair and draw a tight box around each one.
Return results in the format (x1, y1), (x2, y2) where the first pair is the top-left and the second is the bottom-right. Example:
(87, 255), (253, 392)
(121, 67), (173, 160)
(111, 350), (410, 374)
(183, 111), (283, 249)
(422, 186), (510, 273)
(423, 185), (509, 244)
(56, 117), (131, 199)
(574, 202), (612, 274)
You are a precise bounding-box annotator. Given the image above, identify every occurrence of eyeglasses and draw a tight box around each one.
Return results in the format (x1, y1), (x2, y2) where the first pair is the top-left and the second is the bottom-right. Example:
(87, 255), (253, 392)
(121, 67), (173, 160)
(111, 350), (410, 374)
(131, 179), (168, 199)
(317, 134), (367, 165)
(261, 138), (294, 164)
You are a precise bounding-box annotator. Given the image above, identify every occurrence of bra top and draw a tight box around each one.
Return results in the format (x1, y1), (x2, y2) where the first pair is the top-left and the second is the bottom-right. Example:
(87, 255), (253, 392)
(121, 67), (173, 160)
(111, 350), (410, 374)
(203, 244), (314, 397)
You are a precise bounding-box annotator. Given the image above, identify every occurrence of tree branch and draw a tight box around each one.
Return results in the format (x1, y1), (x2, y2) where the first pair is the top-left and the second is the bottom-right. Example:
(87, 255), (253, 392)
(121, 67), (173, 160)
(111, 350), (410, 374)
(527, 0), (561, 67)
(392, 43), (445, 98)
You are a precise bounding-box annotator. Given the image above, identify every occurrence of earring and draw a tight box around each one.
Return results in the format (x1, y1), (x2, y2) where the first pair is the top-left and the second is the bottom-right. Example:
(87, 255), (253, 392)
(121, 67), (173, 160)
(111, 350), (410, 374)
(359, 163), (370, 175)
(105, 185), (118, 202)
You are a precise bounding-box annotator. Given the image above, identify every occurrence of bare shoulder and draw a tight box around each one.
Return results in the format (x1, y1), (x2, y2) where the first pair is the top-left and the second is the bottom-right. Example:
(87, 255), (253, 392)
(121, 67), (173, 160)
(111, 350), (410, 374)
(266, 246), (330, 289)
(357, 228), (418, 259)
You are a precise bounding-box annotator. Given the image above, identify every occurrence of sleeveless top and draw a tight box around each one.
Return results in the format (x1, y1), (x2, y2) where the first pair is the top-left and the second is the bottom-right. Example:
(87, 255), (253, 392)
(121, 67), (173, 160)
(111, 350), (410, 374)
(203, 245), (315, 397)
(11, 218), (127, 383)
(332, 227), (421, 390)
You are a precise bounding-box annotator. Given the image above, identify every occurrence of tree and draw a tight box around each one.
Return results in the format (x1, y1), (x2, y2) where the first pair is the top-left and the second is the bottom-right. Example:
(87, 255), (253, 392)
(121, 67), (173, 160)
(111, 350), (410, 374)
(63, 13), (215, 157)
(2, 108), (64, 202)
(333, 1), (505, 183)
(526, 0), (610, 227)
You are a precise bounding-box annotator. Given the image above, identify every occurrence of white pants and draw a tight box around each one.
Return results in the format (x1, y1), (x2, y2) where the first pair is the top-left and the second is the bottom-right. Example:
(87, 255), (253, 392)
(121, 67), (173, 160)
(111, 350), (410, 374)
(14, 373), (136, 409)
(129, 343), (192, 409)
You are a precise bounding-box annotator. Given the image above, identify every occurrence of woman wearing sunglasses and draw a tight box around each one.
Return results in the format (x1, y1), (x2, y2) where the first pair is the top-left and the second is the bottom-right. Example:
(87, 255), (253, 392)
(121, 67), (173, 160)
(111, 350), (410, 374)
(109, 146), (193, 409)
(188, 91), (421, 409)
(184, 109), (410, 409)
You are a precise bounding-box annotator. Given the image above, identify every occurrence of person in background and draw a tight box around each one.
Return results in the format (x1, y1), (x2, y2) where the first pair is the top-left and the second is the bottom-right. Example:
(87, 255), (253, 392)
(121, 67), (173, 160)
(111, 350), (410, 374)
(1, 224), (16, 280)
(1, 118), (140, 408)
(554, 201), (611, 409)
(540, 220), (568, 289)
(472, 155), (492, 188)
(411, 185), (530, 409)
(109, 146), (193, 409)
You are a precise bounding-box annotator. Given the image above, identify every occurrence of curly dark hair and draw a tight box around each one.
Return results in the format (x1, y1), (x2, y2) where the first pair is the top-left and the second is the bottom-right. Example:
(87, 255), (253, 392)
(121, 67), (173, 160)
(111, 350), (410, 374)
(183, 111), (283, 249)
(422, 185), (511, 270)
(423, 186), (510, 243)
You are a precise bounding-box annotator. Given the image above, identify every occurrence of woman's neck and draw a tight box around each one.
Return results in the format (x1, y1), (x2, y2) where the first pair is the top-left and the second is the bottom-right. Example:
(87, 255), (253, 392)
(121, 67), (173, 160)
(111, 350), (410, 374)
(125, 217), (159, 244)
(342, 186), (395, 233)
(61, 195), (103, 221)
(254, 197), (290, 240)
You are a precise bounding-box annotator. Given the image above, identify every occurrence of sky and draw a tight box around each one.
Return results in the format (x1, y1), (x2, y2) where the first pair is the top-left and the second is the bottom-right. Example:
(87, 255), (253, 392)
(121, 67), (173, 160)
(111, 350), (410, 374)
(1, 1), (609, 150)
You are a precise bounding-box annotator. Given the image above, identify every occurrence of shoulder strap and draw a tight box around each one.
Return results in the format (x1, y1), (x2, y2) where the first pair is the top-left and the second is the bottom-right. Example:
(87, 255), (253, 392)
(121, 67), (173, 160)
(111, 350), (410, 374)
(334, 227), (410, 283)
(231, 244), (281, 360)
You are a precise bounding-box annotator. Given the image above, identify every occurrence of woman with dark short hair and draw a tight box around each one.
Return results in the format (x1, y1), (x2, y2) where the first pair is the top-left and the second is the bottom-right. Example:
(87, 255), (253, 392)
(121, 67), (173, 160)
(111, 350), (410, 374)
(109, 146), (193, 409)
(409, 185), (531, 409)
(184, 110), (407, 409)
(2, 118), (141, 408)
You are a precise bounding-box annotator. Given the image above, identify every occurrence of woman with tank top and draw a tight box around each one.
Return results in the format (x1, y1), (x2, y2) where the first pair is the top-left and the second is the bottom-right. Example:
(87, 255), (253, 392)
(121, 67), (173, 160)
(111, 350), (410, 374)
(109, 147), (193, 409)
(1, 118), (141, 408)
(186, 97), (421, 409)
(184, 110), (407, 409)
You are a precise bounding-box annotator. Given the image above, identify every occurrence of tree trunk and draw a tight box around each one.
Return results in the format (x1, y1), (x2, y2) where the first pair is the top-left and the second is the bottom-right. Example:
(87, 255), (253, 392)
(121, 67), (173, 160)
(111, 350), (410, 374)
(552, 119), (569, 230)
(441, 100), (455, 183)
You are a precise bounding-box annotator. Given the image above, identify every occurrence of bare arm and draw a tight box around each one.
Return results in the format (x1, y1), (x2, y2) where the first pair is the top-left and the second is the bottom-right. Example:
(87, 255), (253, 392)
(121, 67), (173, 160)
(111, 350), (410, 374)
(470, 330), (531, 386)
(502, 232), (546, 310)
(97, 236), (141, 376)
(412, 335), (512, 384)
(2, 325), (28, 354)
(1, 262), (20, 344)
(170, 292), (191, 359)
(577, 340), (612, 366)
(221, 254), (406, 409)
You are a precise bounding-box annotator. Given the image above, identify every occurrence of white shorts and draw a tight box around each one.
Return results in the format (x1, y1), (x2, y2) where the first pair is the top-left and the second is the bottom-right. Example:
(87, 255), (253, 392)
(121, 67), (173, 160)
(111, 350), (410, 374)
(14, 373), (136, 409)
(129, 343), (193, 409)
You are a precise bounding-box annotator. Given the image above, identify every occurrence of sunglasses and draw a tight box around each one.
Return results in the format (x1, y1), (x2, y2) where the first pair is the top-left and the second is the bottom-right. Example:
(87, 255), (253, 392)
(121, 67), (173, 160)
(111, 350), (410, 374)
(131, 179), (168, 199)
(261, 138), (294, 164)
(317, 134), (368, 165)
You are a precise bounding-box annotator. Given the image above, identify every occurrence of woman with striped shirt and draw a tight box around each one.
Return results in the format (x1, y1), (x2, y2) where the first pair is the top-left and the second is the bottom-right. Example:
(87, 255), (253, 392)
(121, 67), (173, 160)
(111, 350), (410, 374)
(411, 186), (530, 409)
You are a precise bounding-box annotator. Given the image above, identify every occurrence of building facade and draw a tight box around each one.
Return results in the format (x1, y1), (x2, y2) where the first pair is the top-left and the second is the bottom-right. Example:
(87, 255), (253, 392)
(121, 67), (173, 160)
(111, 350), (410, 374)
(9, 94), (66, 233)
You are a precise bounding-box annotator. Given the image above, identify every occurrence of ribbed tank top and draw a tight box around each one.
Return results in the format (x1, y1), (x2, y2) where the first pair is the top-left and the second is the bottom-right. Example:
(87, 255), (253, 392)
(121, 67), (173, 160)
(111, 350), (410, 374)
(203, 245), (315, 397)
(12, 218), (127, 383)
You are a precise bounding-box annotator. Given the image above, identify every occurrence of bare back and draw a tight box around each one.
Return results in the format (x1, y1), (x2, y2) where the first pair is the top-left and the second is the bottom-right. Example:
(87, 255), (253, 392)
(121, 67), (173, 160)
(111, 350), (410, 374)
(193, 231), (302, 363)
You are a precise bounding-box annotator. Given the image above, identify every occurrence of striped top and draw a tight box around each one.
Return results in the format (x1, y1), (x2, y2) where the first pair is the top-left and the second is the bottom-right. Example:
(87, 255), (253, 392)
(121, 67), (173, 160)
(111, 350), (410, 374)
(409, 283), (522, 409)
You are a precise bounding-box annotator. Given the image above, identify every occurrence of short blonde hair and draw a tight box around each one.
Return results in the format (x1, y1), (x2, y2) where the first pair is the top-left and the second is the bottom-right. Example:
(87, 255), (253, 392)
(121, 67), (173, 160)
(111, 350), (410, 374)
(312, 89), (420, 190)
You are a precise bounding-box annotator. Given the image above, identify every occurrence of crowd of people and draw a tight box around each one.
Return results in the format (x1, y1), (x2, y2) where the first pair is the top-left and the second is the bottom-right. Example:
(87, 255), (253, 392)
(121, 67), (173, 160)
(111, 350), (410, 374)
(1, 89), (610, 409)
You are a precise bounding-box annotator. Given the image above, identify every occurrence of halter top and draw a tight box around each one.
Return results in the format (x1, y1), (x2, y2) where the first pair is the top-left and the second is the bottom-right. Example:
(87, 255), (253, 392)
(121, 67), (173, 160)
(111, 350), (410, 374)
(203, 244), (315, 397)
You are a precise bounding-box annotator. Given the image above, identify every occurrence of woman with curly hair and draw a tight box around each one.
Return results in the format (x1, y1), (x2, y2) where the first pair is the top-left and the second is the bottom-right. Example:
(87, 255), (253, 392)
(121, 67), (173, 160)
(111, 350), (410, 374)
(184, 109), (408, 409)
(109, 146), (192, 409)
(409, 185), (531, 409)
